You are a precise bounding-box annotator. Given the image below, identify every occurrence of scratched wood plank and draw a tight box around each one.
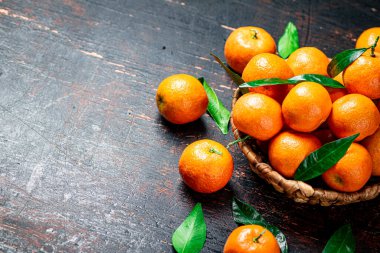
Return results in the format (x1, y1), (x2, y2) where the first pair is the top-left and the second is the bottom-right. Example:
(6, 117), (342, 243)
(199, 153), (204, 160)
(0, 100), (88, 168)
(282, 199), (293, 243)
(0, 0), (379, 252)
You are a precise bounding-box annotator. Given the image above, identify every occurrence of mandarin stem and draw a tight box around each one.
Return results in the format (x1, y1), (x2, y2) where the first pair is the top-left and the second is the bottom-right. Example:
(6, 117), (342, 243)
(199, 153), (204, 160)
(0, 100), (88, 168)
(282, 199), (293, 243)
(209, 148), (222, 155)
(253, 229), (267, 243)
(371, 36), (379, 57)
(226, 135), (251, 149)
(250, 29), (258, 39)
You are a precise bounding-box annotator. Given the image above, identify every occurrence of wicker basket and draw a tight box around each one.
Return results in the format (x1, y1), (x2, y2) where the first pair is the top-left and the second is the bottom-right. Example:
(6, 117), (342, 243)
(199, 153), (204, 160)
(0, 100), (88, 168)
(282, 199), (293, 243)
(231, 88), (380, 206)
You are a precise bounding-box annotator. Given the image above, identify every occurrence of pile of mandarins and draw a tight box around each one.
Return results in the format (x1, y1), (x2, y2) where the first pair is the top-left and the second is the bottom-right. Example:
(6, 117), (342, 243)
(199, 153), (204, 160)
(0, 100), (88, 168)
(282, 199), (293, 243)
(228, 26), (380, 193)
(156, 27), (380, 195)
(157, 26), (379, 253)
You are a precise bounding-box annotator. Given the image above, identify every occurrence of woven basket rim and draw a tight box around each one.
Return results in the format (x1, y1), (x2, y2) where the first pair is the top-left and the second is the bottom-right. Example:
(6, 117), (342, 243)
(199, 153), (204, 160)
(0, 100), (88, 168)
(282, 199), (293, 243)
(231, 88), (380, 206)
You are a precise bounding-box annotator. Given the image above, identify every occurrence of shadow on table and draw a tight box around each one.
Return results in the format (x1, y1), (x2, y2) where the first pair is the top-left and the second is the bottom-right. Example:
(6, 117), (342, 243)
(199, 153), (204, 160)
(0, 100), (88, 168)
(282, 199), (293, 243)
(156, 114), (208, 137)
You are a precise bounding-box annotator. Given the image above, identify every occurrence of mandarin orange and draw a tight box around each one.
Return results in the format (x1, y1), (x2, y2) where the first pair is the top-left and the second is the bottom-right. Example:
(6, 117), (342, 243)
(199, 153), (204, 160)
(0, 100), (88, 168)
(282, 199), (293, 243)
(268, 131), (321, 178)
(322, 143), (372, 192)
(328, 94), (380, 141)
(286, 47), (330, 76)
(156, 74), (208, 124)
(282, 82), (332, 132)
(242, 53), (294, 102)
(343, 54), (380, 99)
(224, 225), (280, 253)
(179, 139), (233, 193)
(224, 27), (276, 74)
(232, 93), (283, 141)
(356, 27), (380, 53)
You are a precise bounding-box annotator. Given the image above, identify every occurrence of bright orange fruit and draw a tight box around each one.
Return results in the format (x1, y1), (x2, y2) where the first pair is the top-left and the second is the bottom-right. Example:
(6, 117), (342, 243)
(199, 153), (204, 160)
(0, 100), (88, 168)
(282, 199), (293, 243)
(224, 27), (276, 74)
(232, 93), (283, 141)
(322, 143), (372, 192)
(268, 131), (321, 178)
(156, 74), (208, 124)
(343, 54), (380, 99)
(328, 94), (380, 141)
(286, 47), (330, 76)
(224, 224), (280, 253)
(282, 82), (332, 132)
(242, 53), (294, 102)
(179, 139), (233, 193)
(356, 27), (380, 53)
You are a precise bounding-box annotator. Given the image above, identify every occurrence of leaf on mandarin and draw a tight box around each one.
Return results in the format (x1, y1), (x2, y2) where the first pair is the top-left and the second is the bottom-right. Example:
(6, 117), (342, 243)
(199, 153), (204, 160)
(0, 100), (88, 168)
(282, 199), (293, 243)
(322, 224), (355, 253)
(289, 74), (345, 88)
(199, 77), (230, 134)
(327, 48), (368, 77)
(278, 21), (300, 59)
(240, 74), (345, 89)
(232, 198), (288, 253)
(172, 203), (206, 253)
(240, 78), (295, 88)
(294, 134), (359, 181)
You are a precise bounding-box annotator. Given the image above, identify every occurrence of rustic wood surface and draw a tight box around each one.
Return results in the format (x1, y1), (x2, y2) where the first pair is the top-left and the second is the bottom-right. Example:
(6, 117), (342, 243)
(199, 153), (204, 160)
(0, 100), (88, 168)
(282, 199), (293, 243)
(0, 0), (379, 252)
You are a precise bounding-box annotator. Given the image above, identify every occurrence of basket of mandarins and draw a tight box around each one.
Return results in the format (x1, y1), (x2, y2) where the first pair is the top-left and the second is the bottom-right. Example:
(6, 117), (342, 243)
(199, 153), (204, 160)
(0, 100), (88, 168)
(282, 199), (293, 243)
(220, 23), (380, 206)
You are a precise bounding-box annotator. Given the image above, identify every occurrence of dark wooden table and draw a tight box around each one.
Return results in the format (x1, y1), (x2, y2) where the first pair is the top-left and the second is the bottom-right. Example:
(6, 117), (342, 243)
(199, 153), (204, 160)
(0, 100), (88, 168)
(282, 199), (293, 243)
(1, 0), (379, 252)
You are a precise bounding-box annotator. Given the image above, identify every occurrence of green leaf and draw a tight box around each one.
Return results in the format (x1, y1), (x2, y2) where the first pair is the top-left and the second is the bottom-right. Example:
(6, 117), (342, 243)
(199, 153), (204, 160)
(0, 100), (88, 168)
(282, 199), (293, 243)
(232, 197), (267, 225)
(240, 74), (345, 89)
(210, 53), (245, 85)
(289, 74), (345, 88)
(172, 203), (206, 253)
(232, 198), (288, 253)
(294, 134), (359, 181)
(210, 53), (249, 94)
(199, 77), (230, 134)
(240, 78), (294, 88)
(278, 21), (300, 59)
(323, 224), (355, 253)
(327, 48), (368, 77)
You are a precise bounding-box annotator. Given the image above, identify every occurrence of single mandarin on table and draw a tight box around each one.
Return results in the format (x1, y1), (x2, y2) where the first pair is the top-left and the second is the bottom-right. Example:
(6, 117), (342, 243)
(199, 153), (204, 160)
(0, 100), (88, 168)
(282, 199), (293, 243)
(286, 47), (330, 76)
(232, 93), (283, 141)
(156, 74), (208, 124)
(328, 94), (380, 141)
(343, 54), (380, 99)
(268, 131), (322, 178)
(223, 224), (280, 253)
(242, 53), (294, 102)
(322, 143), (372, 192)
(355, 27), (380, 53)
(362, 128), (380, 176)
(224, 27), (276, 74)
(282, 82), (332, 132)
(178, 139), (233, 193)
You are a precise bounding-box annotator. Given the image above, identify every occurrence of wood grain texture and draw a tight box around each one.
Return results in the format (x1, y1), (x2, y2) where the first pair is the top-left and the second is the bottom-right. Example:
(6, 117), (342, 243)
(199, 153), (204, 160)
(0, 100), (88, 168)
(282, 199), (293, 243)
(0, 0), (379, 252)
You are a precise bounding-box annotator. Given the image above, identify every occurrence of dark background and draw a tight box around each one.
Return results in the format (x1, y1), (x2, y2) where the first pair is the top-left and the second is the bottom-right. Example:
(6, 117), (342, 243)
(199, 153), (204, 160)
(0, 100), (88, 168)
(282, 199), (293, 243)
(0, 0), (379, 252)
